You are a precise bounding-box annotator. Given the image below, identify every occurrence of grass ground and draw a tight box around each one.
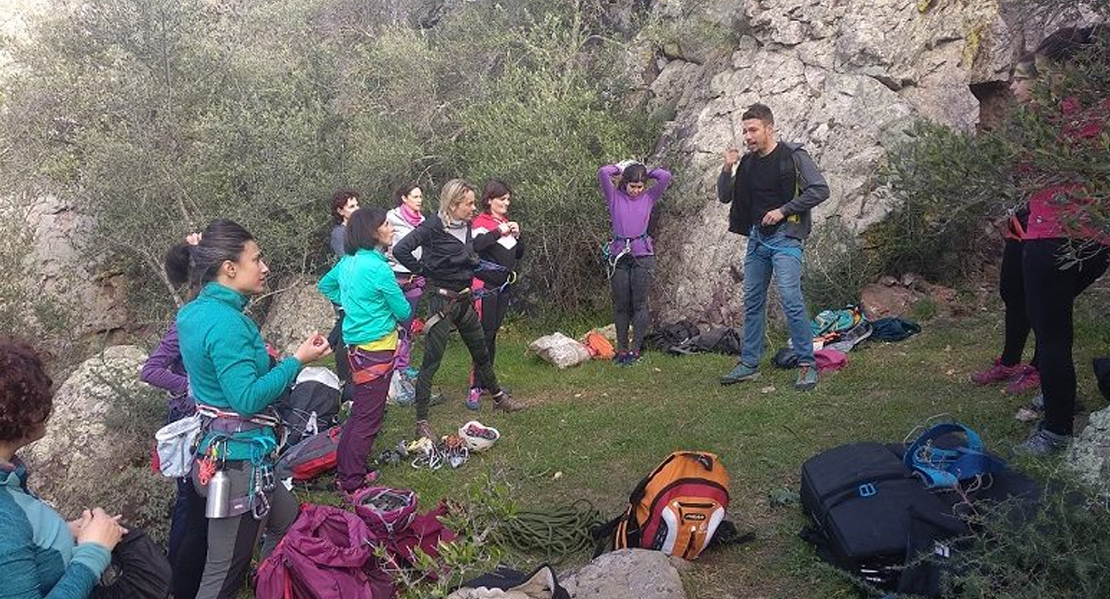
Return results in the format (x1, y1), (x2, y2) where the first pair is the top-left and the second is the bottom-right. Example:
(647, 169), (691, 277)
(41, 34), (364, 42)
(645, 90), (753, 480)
(289, 290), (1110, 599)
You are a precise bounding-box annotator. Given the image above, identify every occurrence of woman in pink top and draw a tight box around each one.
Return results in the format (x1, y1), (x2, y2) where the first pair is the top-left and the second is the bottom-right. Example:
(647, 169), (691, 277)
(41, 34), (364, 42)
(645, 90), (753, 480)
(1015, 26), (1110, 456)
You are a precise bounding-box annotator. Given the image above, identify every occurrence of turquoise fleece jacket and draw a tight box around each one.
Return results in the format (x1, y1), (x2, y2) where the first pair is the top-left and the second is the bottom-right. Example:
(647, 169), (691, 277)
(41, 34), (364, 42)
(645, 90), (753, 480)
(0, 459), (111, 599)
(318, 248), (411, 346)
(177, 282), (302, 460)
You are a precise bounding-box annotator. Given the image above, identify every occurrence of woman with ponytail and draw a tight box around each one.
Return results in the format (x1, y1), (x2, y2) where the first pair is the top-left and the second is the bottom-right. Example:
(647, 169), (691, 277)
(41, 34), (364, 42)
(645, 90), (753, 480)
(138, 234), (207, 599)
(174, 219), (331, 599)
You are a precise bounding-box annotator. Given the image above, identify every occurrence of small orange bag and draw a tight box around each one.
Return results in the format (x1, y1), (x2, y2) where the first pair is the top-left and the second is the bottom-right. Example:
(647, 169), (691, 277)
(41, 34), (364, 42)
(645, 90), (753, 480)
(584, 330), (615, 360)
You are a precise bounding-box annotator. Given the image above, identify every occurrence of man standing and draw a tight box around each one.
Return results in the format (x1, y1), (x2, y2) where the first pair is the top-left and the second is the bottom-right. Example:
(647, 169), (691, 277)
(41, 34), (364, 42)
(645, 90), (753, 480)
(717, 103), (830, 390)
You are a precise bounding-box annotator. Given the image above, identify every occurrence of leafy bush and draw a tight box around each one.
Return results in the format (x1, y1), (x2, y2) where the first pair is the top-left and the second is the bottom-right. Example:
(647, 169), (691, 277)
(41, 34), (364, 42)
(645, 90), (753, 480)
(871, 121), (1015, 283)
(0, 0), (659, 327)
(802, 218), (879, 312)
(942, 469), (1110, 599)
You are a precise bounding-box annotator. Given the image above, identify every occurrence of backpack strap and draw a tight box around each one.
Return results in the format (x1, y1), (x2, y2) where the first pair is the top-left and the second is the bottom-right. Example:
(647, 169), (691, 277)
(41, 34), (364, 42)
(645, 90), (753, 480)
(904, 423), (1007, 488)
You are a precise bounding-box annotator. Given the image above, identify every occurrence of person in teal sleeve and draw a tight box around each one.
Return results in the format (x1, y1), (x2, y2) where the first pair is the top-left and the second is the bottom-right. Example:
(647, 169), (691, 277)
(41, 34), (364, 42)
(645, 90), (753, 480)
(318, 207), (411, 498)
(0, 340), (125, 599)
(172, 219), (331, 599)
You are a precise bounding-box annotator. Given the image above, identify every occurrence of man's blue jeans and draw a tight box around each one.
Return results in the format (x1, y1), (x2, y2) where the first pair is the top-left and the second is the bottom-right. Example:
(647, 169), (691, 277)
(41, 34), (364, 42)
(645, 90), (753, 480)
(740, 229), (814, 367)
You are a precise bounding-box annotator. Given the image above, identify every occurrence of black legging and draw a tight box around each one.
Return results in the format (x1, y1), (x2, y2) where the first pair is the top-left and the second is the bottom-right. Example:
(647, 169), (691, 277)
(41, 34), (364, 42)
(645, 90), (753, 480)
(326, 307), (351, 391)
(1023, 238), (1109, 435)
(478, 288), (511, 367)
(999, 239), (1038, 368)
(610, 255), (654, 353)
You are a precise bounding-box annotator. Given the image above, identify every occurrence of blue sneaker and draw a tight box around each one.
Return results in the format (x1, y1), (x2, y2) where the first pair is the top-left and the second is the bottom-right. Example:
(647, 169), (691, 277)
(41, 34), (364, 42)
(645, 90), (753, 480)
(612, 351), (629, 366)
(466, 387), (482, 411)
(720, 362), (760, 385)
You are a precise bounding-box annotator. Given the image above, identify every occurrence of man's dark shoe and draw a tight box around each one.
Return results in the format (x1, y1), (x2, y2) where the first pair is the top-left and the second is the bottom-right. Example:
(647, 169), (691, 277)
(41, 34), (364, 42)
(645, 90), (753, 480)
(720, 362), (760, 385)
(795, 364), (818, 391)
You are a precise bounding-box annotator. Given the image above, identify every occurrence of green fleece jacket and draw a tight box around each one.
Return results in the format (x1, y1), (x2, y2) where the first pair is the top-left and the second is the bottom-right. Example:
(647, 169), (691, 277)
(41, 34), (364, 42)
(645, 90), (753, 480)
(177, 282), (301, 460)
(318, 248), (411, 345)
(0, 459), (111, 599)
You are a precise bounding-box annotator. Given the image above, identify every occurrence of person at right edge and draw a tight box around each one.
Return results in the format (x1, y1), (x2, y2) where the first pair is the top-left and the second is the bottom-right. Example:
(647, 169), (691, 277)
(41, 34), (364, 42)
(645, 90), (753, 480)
(717, 103), (830, 391)
(1013, 26), (1110, 457)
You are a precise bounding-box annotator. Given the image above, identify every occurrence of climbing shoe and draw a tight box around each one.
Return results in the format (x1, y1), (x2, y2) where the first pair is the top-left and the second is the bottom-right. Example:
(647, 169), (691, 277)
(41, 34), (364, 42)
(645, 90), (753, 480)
(720, 362), (760, 385)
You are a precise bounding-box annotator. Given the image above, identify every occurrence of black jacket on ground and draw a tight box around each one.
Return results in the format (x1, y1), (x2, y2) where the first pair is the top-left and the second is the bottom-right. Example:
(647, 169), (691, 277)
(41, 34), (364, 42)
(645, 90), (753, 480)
(392, 214), (479, 291)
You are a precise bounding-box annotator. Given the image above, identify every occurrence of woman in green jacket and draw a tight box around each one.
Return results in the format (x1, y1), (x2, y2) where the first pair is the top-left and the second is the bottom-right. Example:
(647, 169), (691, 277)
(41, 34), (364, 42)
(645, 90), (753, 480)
(318, 208), (411, 497)
(174, 219), (330, 599)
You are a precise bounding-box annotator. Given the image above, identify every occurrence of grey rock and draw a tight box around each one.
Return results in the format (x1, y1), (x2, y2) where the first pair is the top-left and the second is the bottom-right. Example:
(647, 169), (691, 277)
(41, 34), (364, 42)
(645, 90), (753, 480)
(23, 345), (153, 496)
(1068, 407), (1110, 494)
(639, 0), (1095, 325)
(562, 549), (686, 599)
(261, 274), (339, 356)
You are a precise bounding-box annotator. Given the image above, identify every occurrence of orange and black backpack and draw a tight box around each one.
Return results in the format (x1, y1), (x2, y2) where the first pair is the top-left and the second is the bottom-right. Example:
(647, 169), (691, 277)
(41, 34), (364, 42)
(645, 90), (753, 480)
(593, 451), (737, 560)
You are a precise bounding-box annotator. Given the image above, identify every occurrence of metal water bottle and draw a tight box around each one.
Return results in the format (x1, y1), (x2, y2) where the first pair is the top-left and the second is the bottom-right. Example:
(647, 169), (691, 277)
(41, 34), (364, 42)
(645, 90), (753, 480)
(205, 469), (231, 518)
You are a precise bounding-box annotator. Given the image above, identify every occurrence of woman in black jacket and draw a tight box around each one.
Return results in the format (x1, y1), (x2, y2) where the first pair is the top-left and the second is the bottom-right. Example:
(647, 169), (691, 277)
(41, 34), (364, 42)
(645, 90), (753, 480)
(392, 179), (524, 441)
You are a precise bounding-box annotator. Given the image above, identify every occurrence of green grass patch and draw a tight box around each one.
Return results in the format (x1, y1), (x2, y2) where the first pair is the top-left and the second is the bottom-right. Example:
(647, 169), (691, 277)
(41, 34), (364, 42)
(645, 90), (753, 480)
(288, 294), (1110, 598)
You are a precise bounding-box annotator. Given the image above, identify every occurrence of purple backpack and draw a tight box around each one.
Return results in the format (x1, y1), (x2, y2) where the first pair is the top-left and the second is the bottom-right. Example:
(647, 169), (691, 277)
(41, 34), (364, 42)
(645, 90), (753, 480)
(255, 504), (394, 599)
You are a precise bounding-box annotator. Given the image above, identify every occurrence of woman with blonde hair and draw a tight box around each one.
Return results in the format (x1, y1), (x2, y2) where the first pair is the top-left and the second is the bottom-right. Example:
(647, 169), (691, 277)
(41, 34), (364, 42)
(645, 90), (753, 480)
(393, 179), (523, 441)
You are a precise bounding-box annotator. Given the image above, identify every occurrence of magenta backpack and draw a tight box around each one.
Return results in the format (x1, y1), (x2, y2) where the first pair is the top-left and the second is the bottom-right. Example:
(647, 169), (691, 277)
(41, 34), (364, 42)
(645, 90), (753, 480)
(255, 504), (394, 599)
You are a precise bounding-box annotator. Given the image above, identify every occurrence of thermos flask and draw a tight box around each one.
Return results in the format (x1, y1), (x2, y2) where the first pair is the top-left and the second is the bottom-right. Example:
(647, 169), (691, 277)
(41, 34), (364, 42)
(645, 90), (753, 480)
(205, 469), (231, 518)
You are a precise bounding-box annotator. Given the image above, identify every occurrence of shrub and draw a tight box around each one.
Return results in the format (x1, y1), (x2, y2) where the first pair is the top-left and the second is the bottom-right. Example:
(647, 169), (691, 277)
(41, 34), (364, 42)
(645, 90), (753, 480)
(0, 0), (659, 328)
(942, 469), (1110, 599)
(802, 218), (880, 312)
(871, 121), (1015, 283)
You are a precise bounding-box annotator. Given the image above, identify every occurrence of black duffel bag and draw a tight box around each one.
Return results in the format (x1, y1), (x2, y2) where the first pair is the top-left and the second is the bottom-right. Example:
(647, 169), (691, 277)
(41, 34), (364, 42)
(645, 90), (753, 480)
(799, 442), (968, 591)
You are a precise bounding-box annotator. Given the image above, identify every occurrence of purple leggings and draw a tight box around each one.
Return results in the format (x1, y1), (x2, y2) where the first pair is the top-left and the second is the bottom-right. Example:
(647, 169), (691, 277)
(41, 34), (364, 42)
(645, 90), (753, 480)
(337, 346), (395, 492)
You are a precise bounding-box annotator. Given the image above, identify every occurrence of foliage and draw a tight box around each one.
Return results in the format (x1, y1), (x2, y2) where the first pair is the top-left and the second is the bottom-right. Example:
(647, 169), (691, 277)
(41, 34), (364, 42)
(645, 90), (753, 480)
(871, 121), (1015, 282)
(942, 468), (1110, 599)
(385, 474), (514, 599)
(445, 4), (656, 313)
(0, 0), (659, 327)
(802, 218), (879, 313)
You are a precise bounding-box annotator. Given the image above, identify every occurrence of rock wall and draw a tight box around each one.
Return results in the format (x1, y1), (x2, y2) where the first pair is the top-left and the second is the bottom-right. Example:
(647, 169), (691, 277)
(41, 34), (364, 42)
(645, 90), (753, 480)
(643, 0), (1098, 325)
(261, 274), (339, 357)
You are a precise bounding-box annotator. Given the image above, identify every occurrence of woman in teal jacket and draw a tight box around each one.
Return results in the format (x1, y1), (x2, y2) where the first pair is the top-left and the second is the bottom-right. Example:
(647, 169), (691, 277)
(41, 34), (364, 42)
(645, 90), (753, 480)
(173, 219), (331, 599)
(0, 340), (125, 599)
(318, 208), (411, 497)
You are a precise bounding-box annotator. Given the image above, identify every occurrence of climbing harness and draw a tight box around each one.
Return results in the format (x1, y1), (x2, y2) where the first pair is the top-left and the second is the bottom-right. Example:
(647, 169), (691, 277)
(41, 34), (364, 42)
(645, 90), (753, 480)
(473, 259), (517, 299)
(194, 403), (282, 521)
(422, 286), (471, 330)
(747, 226), (804, 261)
(602, 234), (650, 279)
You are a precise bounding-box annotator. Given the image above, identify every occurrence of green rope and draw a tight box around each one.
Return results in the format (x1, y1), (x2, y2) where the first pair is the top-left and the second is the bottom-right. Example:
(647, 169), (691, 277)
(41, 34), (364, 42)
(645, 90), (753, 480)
(498, 500), (604, 562)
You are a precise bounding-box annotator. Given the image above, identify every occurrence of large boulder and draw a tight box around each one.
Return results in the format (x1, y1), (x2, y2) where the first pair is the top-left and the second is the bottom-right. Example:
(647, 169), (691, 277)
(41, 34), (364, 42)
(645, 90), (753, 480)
(561, 549), (686, 599)
(22, 345), (174, 539)
(1068, 407), (1110, 491)
(24, 345), (151, 480)
(261, 274), (338, 356)
(638, 0), (1099, 324)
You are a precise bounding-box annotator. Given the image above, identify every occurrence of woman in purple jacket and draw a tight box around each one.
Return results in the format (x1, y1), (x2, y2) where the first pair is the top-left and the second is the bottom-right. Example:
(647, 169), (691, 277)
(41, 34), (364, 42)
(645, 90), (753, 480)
(597, 161), (673, 365)
(139, 237), (207, 599)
